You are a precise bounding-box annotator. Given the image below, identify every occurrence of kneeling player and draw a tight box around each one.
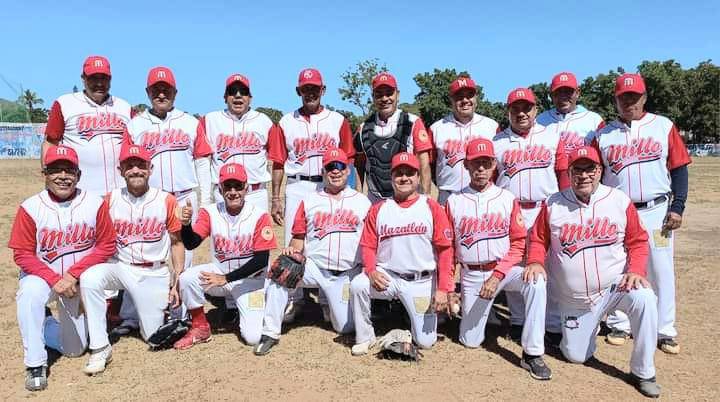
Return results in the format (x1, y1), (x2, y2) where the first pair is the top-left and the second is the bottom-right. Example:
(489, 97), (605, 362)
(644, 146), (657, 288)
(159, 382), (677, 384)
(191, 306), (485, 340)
(446, 138), (551, 380)
(176, 163), (276, 349)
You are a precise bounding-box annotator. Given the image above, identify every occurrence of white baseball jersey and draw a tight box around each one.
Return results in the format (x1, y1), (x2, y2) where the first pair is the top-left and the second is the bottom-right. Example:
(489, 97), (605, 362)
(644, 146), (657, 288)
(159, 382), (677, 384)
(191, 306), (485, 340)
(107, 187), (180, 265)
(45, 93), (132, 194)
(202, 109), (274, 185)
(493, 125), (567, 202)
(593, 113), (691, 202)
(291, 187), (371, 271)
(127, 109), (212, 192)
(527, 184), (649, 308)
(536, 105), (604, 155)
(431, 113), (499, 192)
(192, 202), (276, 273)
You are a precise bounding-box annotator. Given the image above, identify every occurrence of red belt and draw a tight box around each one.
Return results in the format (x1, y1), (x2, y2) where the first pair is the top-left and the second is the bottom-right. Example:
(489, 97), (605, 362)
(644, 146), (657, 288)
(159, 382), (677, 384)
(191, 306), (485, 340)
(519, 201), (540, 209)
(171, 188), (193, 197)
(465, 261), (498, 271)
(130, 262), (155, 268)
(248, 183), (265, 192)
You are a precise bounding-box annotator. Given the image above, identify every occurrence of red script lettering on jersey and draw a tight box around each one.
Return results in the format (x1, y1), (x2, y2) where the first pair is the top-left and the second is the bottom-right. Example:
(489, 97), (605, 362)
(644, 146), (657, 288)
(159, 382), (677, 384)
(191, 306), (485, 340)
(114, 217), (166, 247)
(559, 217), (618, 257)
(606, 138), (662, 174)
(312, 209), (360, 240)
(378, 222), (428, 241)
(457, 213), (509, 248)
(77, 113), (126, 140)
(293, 133), (336, 164)
(502, 145), (553, 177)
(443, 138), (470, 167)
(561, 131), (584, 153)
(216, 132), (263, 162)
(213, 234), (253, 262)
(141, 129), (190, 156)
(39, 223), (97, 263)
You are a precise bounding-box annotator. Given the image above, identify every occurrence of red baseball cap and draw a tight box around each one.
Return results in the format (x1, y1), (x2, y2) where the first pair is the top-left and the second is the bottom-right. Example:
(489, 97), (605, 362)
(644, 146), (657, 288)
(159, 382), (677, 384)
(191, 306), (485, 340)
(219, 163), (248, 184)
(82, 55), (111, 77)
(147, 66), (176, 88)
(372, 72), (397, 90)
(322, 147), (349, 166)
(44, 145), (79, 167)
(391, 152), (419, 171)
(615, 73), (646, 96)
(465, 138), (495, 161)
(119, 144), (152, 163)
(568, 146), (601, 166)
(297, 68), (323, 87)
(507, 87), (536, 106)
(226, 73), (251, 92)
(550, 72), (578, 92)
(449, 77), (477, 97)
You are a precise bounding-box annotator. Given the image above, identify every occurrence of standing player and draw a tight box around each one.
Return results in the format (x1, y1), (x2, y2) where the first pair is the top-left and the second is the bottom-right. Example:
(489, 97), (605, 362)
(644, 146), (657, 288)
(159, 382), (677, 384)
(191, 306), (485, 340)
(79, 145), (184, 375)
(492, 87), (568, 337)
(350, 152), (453, 354)
(43, 55), (132, 196)
(9, 145), (116, 390)
(175, 163), (276, 349)
(431, 76), (499, 204)
(256, 148), (371, 355)
(445, 138), (551, 380)
(594, 73), (691, 354)
(354, 72), (433, 203)
(202, 73), (276, 211)
(269, 68), (355, 322)
(526, 146), (660, 398)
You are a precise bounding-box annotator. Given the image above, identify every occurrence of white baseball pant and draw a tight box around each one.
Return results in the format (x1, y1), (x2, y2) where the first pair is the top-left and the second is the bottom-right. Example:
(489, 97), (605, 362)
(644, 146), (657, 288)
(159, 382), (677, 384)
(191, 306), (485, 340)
(559, 285), (658, 379)
(351, 268), (438, 349)
(16, 274), (88, 367)
(179, 263), (266, 345)
(459, 266), (546, 355)
(81, 262), (170, 349)
(506, 205), (543, 327)
(606, 200), (677, 339)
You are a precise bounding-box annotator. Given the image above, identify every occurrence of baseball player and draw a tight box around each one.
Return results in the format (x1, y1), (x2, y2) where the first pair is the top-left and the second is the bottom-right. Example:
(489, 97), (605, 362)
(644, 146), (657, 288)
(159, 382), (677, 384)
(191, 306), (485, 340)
(256, 148), (372, 355)
(79, 144), (184, 375)
(350, 152), (454, 355)
(202, 73), (276, 212)
(430, 76), (499, 204)
(8, 145), (116, 391)
(593, 73), (691, 355)
(492, 87), (569, 338)
(354, 72), (433, 203)
(268, 68), (355, 322)
(175, 163), (276, 349)
(445, 138), (551, 380)
(43, 55), (132, 196)
(526, 146), (660, 398)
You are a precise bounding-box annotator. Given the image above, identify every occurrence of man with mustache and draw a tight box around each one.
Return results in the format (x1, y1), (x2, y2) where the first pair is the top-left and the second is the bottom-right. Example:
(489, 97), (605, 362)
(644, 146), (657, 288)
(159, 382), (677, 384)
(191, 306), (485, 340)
(593, 73), (691, 355)
(9, 145), (116, 391)
(79, 145), (184, 375)
(43, 55), (132, 196)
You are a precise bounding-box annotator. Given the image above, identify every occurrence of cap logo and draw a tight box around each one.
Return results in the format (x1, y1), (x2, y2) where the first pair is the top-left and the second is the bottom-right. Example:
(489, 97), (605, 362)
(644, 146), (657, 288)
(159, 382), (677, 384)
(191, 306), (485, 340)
(477, 143), (486, 151)
(624, 77), (634, 87)
(516, 90), (525, 97)
(56, 147), (68, 155)
(457, 79), (467, 87)
(330, 150), (338, 157)
(400, 154), (408, 161)
(227, 166), (236, 174)
(93, 60), (103, 68)
(578, 149), (588, 156)
(303, 70), (313, 79)
(157, 71), (166, 78)
(129, 146), (140, 155)
(560, 74), (568, 81)
(234, 75), (244, 81)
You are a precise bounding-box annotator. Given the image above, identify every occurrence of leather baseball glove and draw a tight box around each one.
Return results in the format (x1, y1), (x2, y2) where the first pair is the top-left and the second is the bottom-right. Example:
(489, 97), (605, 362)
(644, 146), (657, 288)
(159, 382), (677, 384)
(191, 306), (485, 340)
(147, 317), (190, 350)
(268, 252), (305, 288)
(375, 329), (422, 362)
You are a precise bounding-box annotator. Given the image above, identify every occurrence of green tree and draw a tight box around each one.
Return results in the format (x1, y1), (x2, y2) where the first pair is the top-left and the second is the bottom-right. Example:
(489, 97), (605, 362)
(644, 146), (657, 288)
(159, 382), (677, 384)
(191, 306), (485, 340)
(528, 82), (553, 114)
(18, 90), (44, 123)
(413, 68), (469, 126)
(476, 101), (508, 129)
(326, 105), (362, 132)
(132, 103), (149, 116)
(637, 60), (687, 124)
(578, 67), (624, 122)
(339, 58), (387, 116)
(255, 107), (283, 124)
(682, 60), (720, 143)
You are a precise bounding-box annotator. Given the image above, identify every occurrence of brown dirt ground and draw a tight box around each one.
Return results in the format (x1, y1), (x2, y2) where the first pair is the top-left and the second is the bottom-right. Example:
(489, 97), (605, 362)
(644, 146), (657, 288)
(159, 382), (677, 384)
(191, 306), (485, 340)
(0, 158), (718, 401)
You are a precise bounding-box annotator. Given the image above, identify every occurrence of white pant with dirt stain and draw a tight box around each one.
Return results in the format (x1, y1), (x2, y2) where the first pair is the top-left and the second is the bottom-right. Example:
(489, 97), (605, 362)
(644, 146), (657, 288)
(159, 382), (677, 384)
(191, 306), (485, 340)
(351, 267), (438, 349)
(179, 263), (267, 345)
(16, 274), (88, 367)
(459, 266), (546, 356)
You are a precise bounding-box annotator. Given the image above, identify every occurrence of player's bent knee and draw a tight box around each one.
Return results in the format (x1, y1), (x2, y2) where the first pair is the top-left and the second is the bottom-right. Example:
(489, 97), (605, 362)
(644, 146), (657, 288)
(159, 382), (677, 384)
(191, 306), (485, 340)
(241, 328), (262, 346)
(561, 347), (589, 364)
(350, 274), (370, 294)
(415, 334), (437, 350)
(459, 335), (483, 349)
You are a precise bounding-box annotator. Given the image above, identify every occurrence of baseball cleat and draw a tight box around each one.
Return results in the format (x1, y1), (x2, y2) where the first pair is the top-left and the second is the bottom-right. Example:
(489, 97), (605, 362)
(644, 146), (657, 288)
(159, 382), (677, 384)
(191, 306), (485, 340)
(631, 374), (661, 398)
(83, 345), (112, 375)
(521, 353), (552, 380)
(254, 335), (279, 356)
(173, 326), (212, 350)
(658, 338), (680, 354)
(351, 338), (375, 356)
(606, 329), (631, 346)
(25, 365), (48, 391)
(109, 321), (138, 338)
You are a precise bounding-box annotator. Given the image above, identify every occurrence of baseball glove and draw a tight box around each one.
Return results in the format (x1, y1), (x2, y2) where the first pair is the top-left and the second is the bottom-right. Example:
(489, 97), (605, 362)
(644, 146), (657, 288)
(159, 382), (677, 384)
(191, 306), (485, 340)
(375, 329), (422, 362)
(268, 252), (305, 288)
(147, 318), (190, 351)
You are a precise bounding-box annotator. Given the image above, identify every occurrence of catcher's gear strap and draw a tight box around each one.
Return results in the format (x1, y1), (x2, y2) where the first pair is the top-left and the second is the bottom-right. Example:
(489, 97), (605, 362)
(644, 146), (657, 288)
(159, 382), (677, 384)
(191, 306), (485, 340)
(356, 112), (411, 198)
(181, 224), (204, 250)
(225, 250), (269, 282)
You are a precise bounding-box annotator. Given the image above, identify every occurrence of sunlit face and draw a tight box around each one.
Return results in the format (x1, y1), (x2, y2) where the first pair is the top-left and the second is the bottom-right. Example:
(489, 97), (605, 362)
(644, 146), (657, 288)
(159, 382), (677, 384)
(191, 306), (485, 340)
(550, 87), (579, 114)
(44, 161), (80, 200)
(323, 161), (349, 192)
(508, 100), (537, 132)
(119, 158), (152, 191)
(570, 160), (602, 200)
(615, 92), (646, 121)
(373, 86), (399, 119)
(391, 165), (419, 198)
(220, 179), (247, 210)
(464, 157), (496, 189)
(147, 82), (177, 115)
(451, 88), (477, 121)
(296, 84), (325, 112)
(225, 83), (252, 117)
(82, 73), (111, 104)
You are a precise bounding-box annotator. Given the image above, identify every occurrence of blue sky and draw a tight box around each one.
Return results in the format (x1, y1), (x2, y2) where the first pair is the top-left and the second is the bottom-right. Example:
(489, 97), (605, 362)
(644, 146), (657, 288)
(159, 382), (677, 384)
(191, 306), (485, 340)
(1, 0), (717, 116)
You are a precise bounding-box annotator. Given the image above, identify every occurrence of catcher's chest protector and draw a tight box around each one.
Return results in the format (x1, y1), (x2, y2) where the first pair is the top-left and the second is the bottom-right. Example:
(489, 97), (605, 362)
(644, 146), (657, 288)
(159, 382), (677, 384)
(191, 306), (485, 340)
(359, 112), (412, 198)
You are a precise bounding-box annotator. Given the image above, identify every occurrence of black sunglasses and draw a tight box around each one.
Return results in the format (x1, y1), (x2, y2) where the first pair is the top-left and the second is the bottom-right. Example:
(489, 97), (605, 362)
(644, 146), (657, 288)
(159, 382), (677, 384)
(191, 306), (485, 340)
(222, 181), (246, 191)
(226, 85), (250, 97)
(324, 161), (347, 172)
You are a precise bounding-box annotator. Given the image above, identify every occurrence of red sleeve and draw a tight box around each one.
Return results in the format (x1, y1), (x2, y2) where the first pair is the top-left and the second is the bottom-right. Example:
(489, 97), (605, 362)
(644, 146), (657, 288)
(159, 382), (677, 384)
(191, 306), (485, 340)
(411, 118), (433, 154)
(338, 118), (356, 158)
(8, 206), (62, 286)
(252, 213), (277, 251)
(191, 208), (212, 239)
(123, 128), (135, 145)
(267, 124), (288, 164)
(526, 202), (551, 266)
(360, 202), (382, 274)
(66, 200), (117, 278)
(667, 124), (692, 169)
(436, 245), (454, 292)
(45, 101), (65, 141)
(193, 117), (213, 158)
(555, 137), (570, 190)
(624, 203), (650, 276)
(596, 121), (606, 131)
(494, 200), (527, 278)
(291, 201), (307, 235)
(165, 195), (181, 233)
(428, 198), (453, 247)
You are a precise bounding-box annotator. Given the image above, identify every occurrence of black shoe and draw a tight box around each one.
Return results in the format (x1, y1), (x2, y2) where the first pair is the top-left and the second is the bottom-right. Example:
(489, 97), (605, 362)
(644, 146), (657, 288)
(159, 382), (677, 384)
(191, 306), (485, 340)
(630, 374), (661, 398)
(509, 324), (523, 342)
(606, 328), (631, 346)
(254, 335), (279, 356)
(109, 322), (137, 339)
(520, 353), (552, 380)
(658, 338), (680, 354)
(544, 331), (562, 349)
(25, 365), (48, 391)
